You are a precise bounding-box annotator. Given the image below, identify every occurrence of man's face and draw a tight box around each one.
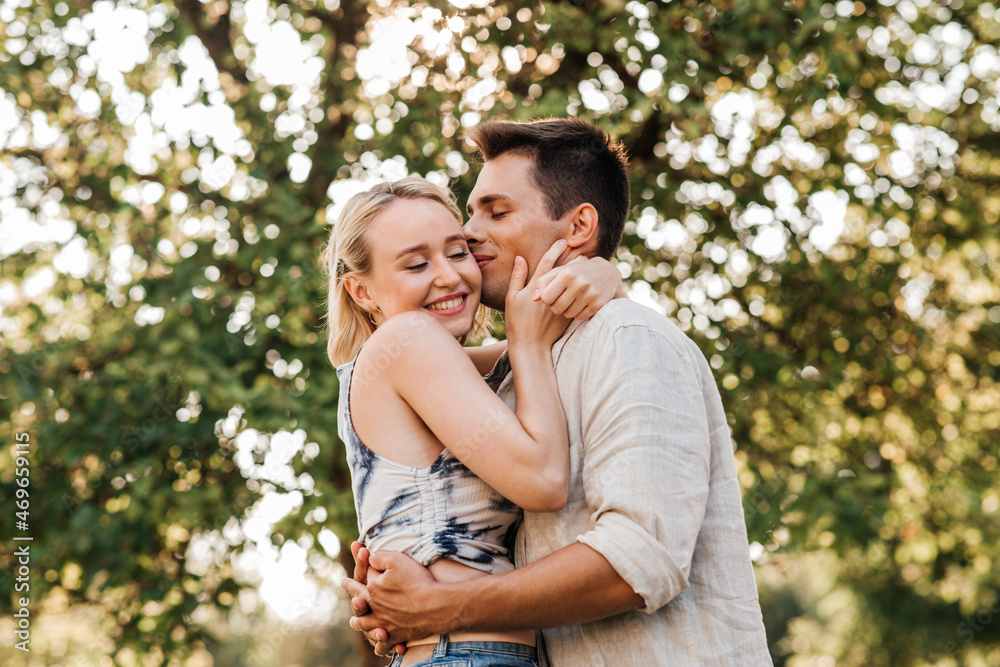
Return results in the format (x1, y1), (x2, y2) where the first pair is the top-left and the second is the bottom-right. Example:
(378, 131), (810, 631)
(464, 153), (565, 310)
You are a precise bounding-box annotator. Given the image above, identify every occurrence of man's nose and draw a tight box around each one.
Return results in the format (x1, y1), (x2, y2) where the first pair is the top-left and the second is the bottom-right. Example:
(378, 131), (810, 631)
(463, 217), (485, 248)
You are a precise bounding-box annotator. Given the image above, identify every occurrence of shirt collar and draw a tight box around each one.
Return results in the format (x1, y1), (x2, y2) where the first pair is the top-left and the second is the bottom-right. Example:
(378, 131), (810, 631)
(484, 318), (587, 390)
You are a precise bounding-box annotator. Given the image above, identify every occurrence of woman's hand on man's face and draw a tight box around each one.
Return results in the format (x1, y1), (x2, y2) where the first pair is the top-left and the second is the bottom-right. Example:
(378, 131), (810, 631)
(504, 240), (572, 347)
(532, 254), (622, 320)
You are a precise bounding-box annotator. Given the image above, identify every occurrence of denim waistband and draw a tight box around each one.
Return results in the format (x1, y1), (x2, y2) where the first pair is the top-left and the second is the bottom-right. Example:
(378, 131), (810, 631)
(435, 640), (537, 657)
(389, 633), (538, 666)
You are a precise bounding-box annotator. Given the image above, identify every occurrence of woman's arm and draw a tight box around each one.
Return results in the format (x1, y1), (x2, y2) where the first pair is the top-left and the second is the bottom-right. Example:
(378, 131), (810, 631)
(375, 247), (570, 512)
(464, 340), (508, 376)
(533, 255), (626, 319)
(464, 255), (619, 375)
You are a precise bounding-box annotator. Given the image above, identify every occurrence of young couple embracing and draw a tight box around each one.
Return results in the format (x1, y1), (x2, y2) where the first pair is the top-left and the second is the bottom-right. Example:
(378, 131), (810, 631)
(322, 118), (771, 666)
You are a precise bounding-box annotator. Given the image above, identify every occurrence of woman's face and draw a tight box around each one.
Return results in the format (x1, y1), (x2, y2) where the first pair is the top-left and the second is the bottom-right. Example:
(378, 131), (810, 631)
(357, 197), (482, 339)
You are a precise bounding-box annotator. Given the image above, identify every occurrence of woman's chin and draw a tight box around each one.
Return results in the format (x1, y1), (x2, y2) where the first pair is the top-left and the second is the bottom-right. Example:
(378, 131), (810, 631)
(447, 320), (475, 340)
(431, 314), (475, 340)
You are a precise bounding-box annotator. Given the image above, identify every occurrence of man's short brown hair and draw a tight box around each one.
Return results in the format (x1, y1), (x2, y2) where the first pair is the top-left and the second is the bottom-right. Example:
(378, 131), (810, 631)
(466, 118), (631, 260)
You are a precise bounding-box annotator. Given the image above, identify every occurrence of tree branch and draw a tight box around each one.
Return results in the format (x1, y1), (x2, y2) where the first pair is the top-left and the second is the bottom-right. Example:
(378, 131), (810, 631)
(176, 0), (249, 85)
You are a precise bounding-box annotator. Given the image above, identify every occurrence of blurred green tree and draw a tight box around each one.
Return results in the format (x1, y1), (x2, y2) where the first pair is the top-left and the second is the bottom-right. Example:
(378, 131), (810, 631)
(1, 0), (998, 665)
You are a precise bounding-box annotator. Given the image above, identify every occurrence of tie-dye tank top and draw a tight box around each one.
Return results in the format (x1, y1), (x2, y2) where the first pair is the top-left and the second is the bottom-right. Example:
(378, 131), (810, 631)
(336, 359), (521, 575)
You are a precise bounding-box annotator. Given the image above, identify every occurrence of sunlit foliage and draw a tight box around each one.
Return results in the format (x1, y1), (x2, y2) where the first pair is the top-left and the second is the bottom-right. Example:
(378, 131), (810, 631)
(1, 0), (998, 665)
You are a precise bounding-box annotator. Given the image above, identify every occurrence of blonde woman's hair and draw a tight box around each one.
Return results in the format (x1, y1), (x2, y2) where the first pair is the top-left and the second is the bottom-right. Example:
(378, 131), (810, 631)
(320, 176), (491, 367)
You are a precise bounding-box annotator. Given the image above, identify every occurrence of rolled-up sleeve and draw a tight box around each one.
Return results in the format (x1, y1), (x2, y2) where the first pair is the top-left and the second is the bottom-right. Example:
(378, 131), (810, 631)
(574, 322), (711, 613)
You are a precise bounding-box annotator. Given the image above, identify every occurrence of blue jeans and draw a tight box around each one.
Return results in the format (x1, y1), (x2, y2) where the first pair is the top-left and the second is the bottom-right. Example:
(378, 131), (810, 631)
(387, 633), (538, 667)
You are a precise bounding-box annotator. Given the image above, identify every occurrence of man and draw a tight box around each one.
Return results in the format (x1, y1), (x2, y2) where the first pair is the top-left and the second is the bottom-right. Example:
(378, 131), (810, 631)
(342, 118), (772, 665)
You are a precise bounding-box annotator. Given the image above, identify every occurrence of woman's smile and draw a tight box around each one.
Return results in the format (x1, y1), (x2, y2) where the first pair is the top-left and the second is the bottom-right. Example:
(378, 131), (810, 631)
(424, 293), (469, 314)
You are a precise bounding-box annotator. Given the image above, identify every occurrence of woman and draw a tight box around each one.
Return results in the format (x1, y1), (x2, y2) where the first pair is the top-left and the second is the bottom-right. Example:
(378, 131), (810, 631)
(322, 177), (618, 666)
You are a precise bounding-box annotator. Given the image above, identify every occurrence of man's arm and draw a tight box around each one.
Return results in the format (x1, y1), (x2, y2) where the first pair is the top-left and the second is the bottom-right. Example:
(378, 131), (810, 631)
(345, 317), (713, 654)
(464, 340), (507, 376)
(448, 542), (643, 627)
(344, 542), (641, 655)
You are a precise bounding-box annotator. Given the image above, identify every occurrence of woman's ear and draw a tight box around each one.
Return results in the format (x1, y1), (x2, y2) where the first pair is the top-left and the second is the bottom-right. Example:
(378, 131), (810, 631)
(343, 273), (377, 314)
(565, 203), (599, 250)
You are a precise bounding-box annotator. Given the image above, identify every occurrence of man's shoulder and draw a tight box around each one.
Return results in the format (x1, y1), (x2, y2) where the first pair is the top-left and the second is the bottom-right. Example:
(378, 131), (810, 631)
(589, 298), (674, 329)
(572, 299), (695, 358)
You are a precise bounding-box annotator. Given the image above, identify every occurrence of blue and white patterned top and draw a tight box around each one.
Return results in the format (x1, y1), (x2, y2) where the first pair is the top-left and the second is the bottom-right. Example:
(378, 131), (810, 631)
(336, 359), (520, 575)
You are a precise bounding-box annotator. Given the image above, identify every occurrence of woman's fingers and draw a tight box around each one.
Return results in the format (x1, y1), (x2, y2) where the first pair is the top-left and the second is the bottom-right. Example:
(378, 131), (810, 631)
(505, 256), (527, 302)
(535, 255), (619, 318)
(531, 239), (568, 283)
(537, 273), (600, 319)
(549, 287), (587, 317)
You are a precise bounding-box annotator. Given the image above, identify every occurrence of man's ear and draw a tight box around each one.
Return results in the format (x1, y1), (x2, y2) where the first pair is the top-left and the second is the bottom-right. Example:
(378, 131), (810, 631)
(565, 203), (599, 250)
(343, 273), (377, 314)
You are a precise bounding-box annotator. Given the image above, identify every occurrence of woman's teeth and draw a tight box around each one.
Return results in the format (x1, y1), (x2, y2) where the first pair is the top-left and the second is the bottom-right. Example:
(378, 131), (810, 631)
(426, 297), (463, 311)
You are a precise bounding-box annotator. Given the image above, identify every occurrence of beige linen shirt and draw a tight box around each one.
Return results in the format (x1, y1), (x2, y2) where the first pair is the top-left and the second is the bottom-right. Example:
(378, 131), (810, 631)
(487, 299), (772, 666)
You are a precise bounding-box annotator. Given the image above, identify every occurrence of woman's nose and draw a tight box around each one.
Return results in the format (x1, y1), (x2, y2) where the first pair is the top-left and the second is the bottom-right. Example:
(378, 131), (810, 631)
(433, 260), (461, 286)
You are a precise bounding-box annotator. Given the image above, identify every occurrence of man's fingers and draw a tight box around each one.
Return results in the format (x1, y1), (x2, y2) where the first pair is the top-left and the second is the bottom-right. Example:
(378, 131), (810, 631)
(373, 640), (395, 657)
(371, 641), (405, 657)
(366, 548), (398, 572)
(350, 595), (370, 617)
(341, 576), (367, 597)
(341, 576), (369, 609)
(350, 621), (388, 643)
(353, 546), (370, 584)
(350, 613), (388, 633)
(350, 541), (371, 586)
(350, 618), (391, 653)
(532, 239), (568, 282)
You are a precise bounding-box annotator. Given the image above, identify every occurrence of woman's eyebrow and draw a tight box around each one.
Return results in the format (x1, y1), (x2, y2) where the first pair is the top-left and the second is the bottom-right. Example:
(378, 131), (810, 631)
(395, 243), (428, 259)
(395, 234), (466, 259)
(442, 233), (468, 245)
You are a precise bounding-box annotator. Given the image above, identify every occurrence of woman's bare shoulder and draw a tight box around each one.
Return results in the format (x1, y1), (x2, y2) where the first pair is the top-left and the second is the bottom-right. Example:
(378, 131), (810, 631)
(369, 310), (454, 347)
(357, 311), (464, 378)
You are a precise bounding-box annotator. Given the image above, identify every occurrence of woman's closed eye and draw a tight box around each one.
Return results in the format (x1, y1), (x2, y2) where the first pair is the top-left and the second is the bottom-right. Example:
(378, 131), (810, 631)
(404, 261), (428, 271)
(449, 250), (470, 260)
